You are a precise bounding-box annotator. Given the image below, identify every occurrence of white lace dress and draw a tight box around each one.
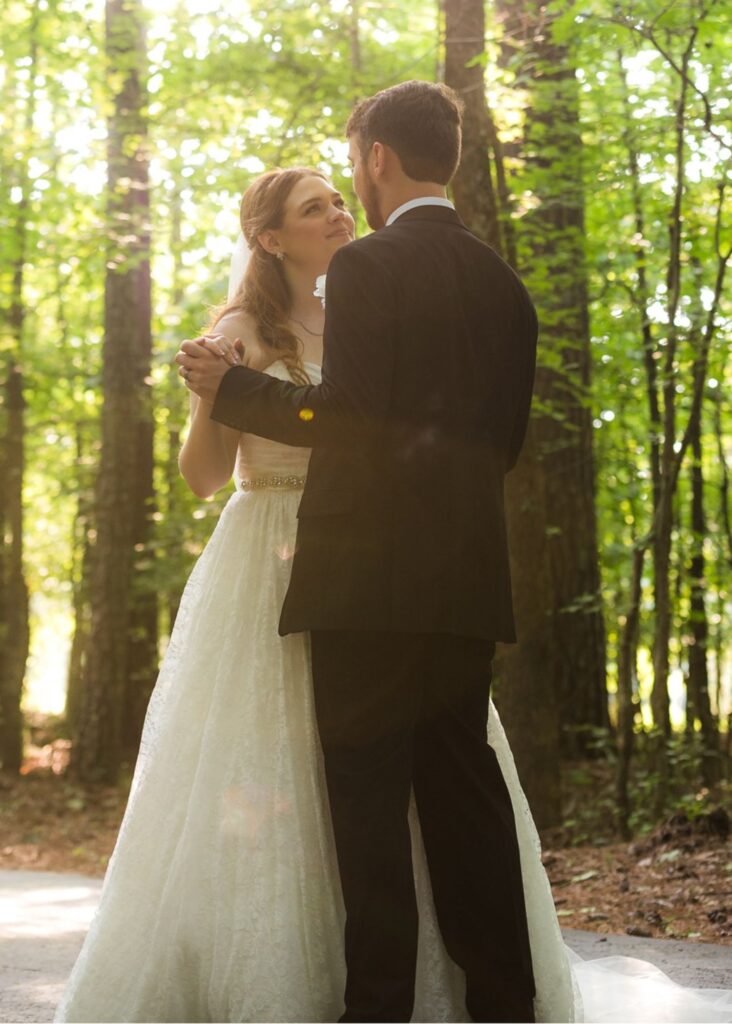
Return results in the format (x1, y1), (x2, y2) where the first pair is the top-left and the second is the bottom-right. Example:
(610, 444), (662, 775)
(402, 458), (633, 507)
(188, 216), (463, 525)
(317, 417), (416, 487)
(55, 361), (732, 1024)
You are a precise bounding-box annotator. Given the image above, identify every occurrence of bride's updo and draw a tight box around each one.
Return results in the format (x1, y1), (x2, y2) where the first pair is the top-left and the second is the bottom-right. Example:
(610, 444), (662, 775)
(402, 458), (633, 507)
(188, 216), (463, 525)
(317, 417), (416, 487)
(210, 167), (327, 385)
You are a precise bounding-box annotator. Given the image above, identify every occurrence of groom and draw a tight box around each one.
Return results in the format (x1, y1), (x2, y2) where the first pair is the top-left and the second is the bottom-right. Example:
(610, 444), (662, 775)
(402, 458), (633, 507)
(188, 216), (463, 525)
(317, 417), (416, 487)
(179, 81), (537, 1023)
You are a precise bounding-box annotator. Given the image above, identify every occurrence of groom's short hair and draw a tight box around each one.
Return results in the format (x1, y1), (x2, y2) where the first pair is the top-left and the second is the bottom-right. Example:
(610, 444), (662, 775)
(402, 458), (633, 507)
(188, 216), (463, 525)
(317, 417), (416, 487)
(346, 80), (463, 185)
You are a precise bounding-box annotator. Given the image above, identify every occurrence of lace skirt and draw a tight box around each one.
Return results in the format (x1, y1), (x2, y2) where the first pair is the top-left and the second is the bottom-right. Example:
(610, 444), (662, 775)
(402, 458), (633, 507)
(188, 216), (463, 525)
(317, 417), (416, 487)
(54, 488), (577, 1022)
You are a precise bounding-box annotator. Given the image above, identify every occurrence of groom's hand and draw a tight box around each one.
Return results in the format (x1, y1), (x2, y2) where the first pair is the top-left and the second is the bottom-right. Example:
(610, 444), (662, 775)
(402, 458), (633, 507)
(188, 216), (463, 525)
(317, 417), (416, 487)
(176, 336), (241, 404)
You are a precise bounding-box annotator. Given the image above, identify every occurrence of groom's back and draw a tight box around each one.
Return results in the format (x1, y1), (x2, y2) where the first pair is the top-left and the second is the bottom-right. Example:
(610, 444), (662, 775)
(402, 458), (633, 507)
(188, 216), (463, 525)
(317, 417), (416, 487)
(381, 207), (535, 472)
(283, 204), (537, 644)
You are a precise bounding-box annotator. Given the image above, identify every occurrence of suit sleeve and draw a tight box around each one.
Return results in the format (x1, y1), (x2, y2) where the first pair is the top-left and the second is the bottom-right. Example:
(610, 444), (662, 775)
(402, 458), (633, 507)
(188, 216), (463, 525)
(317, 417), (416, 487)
(505, 291), (538, 473)
(210, 242), (397, 448)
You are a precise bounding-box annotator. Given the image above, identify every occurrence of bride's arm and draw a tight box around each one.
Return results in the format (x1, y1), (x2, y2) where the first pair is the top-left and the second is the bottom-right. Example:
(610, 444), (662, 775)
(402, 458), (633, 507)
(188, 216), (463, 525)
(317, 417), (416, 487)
(178, 390), (240, 499)
(178, 313), (260, 498)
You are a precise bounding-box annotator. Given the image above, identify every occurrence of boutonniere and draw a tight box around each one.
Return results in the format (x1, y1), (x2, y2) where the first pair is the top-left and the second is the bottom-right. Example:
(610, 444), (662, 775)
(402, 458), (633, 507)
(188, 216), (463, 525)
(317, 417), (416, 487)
(314, 274), (327, 308)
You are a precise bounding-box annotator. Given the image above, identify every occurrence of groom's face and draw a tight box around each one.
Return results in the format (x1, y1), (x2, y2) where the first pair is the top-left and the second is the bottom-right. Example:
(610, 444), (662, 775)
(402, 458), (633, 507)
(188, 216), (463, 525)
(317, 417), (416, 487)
(348, 135), (384, 231)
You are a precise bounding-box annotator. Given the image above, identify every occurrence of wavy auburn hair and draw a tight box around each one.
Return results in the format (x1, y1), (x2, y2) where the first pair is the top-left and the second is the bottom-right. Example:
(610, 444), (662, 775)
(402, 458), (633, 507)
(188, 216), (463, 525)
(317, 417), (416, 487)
(209, 167), (328, 385)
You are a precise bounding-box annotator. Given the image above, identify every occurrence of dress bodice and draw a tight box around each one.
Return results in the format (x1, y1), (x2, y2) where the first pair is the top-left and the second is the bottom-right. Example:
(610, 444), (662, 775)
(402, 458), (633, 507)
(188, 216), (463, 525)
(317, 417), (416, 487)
(234, 359), (320, 487)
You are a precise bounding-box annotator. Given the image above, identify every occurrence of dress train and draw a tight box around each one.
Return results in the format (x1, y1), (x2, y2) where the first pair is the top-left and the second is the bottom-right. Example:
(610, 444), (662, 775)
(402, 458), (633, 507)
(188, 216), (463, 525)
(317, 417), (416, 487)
(55, 361), (731, 1023)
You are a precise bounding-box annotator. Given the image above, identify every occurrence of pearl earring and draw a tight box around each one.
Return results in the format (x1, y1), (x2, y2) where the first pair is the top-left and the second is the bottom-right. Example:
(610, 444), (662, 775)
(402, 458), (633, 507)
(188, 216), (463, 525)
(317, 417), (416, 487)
(276, 251), (285, 261)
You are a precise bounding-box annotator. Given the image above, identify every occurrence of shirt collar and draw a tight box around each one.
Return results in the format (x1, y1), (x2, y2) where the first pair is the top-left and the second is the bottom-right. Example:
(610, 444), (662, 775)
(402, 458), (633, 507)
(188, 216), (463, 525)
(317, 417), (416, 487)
(385, 197), (456, 227)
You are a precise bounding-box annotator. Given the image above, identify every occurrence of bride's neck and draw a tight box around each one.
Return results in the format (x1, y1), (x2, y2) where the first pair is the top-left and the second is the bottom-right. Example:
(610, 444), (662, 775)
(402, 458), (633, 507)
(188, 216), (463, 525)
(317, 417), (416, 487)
(285, 263), (325, 323)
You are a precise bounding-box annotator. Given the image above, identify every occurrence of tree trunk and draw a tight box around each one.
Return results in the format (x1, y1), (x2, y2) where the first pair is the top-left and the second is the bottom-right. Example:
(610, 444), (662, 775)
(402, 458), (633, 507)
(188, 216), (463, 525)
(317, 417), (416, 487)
(616, 542), (644, 839)
(443, 0), (502, 251)
(443, 0), (561, 825)
(65, 429), (94, 734)
(713, 382), (732, 567)
(648, 40), (696, 812)
(122, 168), (155, 757)
(0, 370), (29, 773)
(617, 51), (663, 545)
(685, 398), (719, 785)
(165, 160), (187, 632)
(123, 390), (157, 757)
(72, 0), (151, 783)
(498, 421), (562, 828)
(499, 0), (608, 756)
(0, 11), (36, 773)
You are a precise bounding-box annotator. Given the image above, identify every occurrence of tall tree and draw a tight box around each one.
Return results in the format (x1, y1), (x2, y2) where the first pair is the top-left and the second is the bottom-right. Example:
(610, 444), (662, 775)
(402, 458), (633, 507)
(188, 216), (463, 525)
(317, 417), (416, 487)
(443, 0), (562, 827)
(0, 3), (36, 772)
(443, 0), (502, 251)
(680, 261), (718, 784)
(73, 0), (152, 782)
(685, 418), (718, 781)
(498, 0), (608, 756)
(598, 1), (731, 810)
(65, 428), (95, 733)
(123, 314), (157, 756)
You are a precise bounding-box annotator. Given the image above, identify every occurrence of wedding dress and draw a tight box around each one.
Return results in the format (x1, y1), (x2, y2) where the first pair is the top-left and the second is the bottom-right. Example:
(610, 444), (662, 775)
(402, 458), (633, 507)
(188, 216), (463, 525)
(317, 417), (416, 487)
(55, 360), (732, 1024)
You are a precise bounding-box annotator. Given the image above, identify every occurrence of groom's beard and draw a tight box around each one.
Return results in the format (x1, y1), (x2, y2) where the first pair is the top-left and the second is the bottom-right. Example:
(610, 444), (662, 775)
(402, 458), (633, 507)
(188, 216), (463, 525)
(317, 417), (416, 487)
(361, 172), (385, 231)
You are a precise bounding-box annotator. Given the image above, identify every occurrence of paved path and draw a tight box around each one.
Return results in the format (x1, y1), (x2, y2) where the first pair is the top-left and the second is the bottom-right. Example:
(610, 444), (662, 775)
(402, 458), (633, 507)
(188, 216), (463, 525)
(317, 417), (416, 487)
(1, 869), (730, 1023)
(0, 870), (102, 1024)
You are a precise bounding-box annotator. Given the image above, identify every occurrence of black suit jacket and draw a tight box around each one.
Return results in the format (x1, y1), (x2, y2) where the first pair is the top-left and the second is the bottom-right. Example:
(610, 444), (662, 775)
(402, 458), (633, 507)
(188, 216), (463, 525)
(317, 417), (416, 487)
(211, 206), (537, 641)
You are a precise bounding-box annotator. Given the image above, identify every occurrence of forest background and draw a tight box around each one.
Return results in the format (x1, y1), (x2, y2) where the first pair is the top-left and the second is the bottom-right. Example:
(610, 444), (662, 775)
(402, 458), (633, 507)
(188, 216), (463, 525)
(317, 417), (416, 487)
(1, 0), (731, 940)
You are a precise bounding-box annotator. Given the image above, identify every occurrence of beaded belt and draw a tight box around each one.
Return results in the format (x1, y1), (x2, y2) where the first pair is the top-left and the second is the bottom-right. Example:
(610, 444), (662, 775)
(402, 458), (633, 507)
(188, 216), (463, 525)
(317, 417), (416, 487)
(239, 475), (307, 491)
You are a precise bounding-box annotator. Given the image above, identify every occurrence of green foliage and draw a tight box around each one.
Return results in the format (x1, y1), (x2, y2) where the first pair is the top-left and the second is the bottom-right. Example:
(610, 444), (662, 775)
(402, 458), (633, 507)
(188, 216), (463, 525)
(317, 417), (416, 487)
(1, 0), (442, 713)
(557, 729), (730, 844)
(1, 0), (730, 792)
(560, 0), (731, 711)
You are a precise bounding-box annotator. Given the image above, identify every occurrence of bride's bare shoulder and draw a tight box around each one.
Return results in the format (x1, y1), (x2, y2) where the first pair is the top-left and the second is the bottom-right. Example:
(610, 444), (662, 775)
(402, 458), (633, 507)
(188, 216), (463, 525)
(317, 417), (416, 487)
(211, 311), (276, 371)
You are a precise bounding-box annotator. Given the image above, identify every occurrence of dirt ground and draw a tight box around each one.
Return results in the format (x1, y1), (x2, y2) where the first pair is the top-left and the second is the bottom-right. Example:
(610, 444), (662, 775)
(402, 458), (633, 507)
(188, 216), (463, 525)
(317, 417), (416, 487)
(1, 741), (730, 946)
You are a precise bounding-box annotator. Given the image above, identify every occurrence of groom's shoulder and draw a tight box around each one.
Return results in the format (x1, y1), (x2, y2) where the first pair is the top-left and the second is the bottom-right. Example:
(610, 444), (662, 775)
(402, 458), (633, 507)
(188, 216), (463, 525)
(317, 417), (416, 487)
(328, 230), (400, 281)
(340, 229), (398, 260)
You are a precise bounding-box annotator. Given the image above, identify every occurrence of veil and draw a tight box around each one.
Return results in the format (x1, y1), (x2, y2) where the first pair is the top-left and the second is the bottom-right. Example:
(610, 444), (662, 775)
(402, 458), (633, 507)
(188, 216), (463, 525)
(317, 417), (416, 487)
(227, 229), (325, 305)
(227, 231), (250, 302)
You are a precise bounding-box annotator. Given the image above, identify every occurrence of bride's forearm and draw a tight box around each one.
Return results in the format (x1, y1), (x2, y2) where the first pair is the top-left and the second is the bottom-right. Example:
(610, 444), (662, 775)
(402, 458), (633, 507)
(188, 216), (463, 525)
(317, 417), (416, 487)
(179, 393), (240, 498)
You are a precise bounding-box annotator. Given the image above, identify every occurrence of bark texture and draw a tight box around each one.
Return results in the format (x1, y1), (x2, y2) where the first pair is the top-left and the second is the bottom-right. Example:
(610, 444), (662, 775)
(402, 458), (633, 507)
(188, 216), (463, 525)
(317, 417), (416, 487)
(443, 0), (562, 826)
(443, 0), (502, 252)
(73, 0), (152, 782)
(0, 13), (35, 773)
(498, 0), (608, 755)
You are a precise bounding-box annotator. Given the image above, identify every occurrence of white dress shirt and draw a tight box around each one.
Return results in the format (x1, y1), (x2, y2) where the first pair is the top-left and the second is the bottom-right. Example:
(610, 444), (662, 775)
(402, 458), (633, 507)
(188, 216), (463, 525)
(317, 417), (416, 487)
(385, 196), (456, 227)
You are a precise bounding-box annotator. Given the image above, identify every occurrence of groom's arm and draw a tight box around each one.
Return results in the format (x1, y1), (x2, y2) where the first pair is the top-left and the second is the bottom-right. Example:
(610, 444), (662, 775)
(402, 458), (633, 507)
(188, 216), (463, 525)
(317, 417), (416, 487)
(505, 288), (538, 473)
(210, 242), (396, 448)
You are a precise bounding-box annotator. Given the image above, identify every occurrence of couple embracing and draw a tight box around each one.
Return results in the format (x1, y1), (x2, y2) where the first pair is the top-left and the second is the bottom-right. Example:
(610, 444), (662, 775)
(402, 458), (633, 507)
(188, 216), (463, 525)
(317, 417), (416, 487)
(57, 80), (576, 1023)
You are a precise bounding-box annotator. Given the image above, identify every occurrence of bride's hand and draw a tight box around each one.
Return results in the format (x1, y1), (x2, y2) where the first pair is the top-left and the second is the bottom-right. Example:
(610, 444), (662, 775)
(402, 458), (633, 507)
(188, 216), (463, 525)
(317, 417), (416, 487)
(195, 333), (243, 367)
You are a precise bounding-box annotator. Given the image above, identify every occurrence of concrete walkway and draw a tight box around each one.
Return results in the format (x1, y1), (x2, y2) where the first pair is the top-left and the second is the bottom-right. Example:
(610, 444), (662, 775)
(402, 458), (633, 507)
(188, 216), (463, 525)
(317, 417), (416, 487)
(0, 870), (102, 1024)
(1, 869), (730, 1023)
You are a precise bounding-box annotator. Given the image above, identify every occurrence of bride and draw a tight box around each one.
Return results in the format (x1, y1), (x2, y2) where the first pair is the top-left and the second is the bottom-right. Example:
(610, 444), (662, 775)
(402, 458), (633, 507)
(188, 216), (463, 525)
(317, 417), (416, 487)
(55, 166), (732, 1024)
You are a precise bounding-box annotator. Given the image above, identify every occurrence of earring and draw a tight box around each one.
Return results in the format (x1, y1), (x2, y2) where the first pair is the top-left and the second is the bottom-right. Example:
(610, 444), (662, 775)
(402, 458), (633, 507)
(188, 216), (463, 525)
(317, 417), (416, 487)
(276, 251), (285, 261)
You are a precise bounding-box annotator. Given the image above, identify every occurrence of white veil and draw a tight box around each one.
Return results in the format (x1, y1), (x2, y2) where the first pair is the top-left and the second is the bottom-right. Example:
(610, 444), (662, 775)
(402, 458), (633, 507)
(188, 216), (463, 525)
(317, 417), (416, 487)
(227, 229), (324, 306)
(227, 231), (250, 302)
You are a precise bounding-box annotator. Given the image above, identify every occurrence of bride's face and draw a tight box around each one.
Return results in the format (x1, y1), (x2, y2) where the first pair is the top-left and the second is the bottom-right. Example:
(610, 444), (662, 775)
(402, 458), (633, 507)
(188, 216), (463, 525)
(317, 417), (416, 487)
(273, 176), (354, 271)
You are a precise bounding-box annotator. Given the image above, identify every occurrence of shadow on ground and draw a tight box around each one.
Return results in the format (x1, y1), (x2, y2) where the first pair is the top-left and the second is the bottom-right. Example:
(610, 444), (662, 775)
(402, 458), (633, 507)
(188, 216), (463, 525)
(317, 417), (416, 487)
(1, 869), (730, 1023)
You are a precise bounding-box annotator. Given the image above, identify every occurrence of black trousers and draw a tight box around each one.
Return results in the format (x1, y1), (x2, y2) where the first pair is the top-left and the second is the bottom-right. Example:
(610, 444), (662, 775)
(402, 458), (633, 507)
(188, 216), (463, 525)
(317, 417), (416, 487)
(310, 630), (536, 1024)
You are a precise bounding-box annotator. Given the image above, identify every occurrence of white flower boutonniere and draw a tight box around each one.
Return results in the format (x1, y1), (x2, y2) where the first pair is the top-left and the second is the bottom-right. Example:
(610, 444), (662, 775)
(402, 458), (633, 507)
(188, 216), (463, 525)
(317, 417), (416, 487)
(314, 274), (327, 308)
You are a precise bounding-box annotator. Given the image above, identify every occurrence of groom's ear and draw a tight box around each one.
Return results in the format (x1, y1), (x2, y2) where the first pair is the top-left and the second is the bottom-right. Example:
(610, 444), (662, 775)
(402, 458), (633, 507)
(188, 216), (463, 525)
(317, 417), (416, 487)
(371, 141), (398, 181)
(370, 141), (387, 179)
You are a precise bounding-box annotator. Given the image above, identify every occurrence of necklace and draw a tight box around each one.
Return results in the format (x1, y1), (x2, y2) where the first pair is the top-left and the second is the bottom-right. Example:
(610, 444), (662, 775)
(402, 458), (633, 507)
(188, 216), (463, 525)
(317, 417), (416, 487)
(291, 317), (323, 337)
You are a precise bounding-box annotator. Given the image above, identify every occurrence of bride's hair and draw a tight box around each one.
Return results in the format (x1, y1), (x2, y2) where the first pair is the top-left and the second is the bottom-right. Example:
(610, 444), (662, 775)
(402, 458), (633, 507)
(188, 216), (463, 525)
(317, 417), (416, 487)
(208, 167), (327, 385)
